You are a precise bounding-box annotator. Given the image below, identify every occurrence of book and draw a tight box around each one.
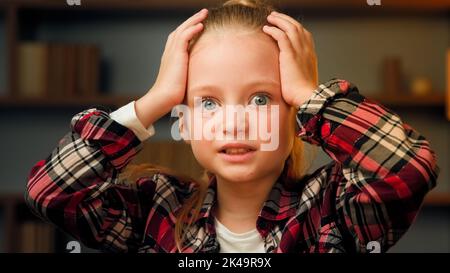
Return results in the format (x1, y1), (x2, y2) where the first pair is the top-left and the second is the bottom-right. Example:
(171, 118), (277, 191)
(77, 45), (100, 97)
(19, 221), (35, 253)
(19, 221), (55, 253)
(17, 43), (49, 98)
(47, 44), (66, 98)
(18, 42), (101, 100)
(65, 44), (78, 98)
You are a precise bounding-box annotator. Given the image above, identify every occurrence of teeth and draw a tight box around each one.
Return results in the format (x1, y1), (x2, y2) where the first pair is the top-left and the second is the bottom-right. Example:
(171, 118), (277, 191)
(224, 148), (251, 155)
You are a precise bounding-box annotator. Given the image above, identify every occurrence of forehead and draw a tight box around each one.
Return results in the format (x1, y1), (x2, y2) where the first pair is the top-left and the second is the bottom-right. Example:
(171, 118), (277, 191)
(187, 30), (280, 92)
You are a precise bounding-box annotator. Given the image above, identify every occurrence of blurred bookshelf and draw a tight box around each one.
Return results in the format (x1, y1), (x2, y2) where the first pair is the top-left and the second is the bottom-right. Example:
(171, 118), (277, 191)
(0, 194), (66, 253)
(0, 93), (445, 109)
(369, 93), (446, 108)
(424, 192), (450, 207)
(0, 0), (448, 107)
(0, 94), (138, 108)
(0, 0), (448, 113)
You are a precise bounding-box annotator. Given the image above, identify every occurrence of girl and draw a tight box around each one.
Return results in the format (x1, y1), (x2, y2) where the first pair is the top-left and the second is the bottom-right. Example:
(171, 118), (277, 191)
(25, 0), (439, 253)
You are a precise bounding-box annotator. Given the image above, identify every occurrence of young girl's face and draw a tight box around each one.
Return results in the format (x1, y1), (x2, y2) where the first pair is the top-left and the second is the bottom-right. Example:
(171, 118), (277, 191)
(184, 29), (295, 183)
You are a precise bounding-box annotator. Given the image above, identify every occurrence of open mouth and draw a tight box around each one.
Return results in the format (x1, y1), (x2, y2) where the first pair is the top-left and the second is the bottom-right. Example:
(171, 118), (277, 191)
(218, 144), (257, 163)
(219, 148), (255, 155)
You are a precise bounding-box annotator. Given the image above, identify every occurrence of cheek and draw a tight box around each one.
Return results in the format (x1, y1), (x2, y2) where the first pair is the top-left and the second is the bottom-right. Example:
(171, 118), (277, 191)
(187, 111), (218, 140)
(188, 113), (215, 164)
(190, 139), (216, 171)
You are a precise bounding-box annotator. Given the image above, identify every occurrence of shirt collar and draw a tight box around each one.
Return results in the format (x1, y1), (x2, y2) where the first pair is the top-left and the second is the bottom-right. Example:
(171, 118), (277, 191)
(196, 173), (302, 232)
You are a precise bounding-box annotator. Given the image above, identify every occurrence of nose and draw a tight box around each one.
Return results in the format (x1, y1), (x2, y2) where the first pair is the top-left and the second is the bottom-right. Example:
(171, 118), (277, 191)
(222, 105), (249, 140)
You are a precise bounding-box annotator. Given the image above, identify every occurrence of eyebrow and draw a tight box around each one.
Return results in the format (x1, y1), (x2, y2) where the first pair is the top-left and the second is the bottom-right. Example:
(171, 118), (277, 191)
(189, 80), (280, 93)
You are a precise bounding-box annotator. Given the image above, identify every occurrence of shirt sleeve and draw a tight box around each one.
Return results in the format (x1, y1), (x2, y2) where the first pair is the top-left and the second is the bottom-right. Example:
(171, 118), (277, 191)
(25, 107), (157, 252)
(296, 78), (440, 252)
(110, 100), (155, 142)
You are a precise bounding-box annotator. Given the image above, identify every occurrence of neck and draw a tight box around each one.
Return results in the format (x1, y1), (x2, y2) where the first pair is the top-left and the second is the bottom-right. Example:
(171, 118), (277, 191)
(214, 169), (282, 233)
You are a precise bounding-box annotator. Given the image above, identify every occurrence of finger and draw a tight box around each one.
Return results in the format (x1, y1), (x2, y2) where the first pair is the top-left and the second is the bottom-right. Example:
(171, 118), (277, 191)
(262, 25), (294, 54)
(267, 15), (301, 53)
(168, 9), (207, 51)
(177, 23), (204, 50)
(304, 29), (316, 51)
(267, 13), (298, 36)
(267, 14), (302, 52)
(270, 12), (316, 49)
(268, 12), (314, 52)
(296, 27), (315, 54)
(176, 8), (208, 33)
(270, 11), (304, 31)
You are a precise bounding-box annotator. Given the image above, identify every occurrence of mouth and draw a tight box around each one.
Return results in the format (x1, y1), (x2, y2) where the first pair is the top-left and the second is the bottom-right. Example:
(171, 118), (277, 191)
(219, 147), (255, 155)
(218, 144), (257, 163)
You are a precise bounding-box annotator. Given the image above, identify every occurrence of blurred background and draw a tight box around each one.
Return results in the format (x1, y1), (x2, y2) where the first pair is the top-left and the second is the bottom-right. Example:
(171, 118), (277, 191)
(0, 0), (448, 253)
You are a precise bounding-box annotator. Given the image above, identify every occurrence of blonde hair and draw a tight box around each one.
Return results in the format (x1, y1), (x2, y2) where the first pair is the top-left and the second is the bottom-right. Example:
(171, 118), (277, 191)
(121, 0), (312, 252)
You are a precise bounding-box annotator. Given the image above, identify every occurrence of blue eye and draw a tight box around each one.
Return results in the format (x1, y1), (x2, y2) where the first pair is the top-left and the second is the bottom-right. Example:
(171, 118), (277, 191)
(202, 98), (217, 111)
(250, 94), (269, 106)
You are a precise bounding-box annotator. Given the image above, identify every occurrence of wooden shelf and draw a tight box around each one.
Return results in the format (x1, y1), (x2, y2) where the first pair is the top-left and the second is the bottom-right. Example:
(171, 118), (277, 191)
(1, 1), (448, 113)
(423, 192), (450, 206)
(0, 95), (138, 108)
(0, 193), (60, 253)
(368, 92), (446, 107)
(0, 0), (449, 11)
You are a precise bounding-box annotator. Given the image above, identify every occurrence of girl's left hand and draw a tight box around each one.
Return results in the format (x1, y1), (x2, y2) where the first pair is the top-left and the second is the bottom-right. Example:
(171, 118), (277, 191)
(262, 11), (319, 107)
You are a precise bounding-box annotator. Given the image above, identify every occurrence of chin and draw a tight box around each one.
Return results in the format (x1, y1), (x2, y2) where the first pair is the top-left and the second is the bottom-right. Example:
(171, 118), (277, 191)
(214, 166), (260, 183)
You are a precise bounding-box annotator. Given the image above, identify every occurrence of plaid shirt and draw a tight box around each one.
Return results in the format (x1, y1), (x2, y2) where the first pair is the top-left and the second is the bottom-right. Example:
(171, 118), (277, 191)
(25, 79), (439, 253)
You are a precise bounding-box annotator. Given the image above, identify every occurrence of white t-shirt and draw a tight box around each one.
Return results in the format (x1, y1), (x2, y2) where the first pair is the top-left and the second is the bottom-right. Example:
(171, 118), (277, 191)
(214, 218), (265, 253)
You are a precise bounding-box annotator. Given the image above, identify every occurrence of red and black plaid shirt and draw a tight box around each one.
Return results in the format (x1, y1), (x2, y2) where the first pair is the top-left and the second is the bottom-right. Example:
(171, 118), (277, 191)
(25, 79), (439, 253)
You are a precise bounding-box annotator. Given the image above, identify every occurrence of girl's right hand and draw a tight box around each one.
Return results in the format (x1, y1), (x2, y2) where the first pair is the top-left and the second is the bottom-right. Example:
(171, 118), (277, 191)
(152, 8), (208, 107)
(135, 8), (208, 128)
